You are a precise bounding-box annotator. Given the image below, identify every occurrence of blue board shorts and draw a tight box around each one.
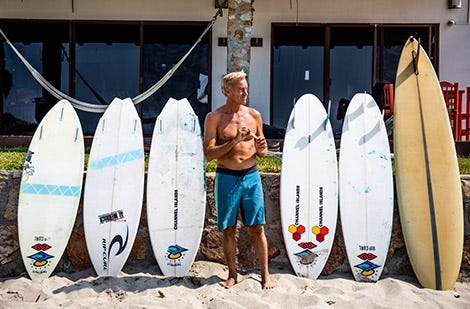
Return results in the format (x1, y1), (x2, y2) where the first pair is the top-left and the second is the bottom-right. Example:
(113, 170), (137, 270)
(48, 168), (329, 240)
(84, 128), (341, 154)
(214, 166), (265, 230)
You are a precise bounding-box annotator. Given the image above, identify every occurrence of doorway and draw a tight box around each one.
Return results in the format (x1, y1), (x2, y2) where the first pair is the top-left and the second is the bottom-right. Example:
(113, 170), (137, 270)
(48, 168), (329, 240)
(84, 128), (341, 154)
(271, 23), (438, 138)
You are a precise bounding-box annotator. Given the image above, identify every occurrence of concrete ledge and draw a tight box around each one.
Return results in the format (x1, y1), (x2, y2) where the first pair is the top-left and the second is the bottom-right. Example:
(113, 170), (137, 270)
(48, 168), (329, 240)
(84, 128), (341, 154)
(0, 171), (468, 282)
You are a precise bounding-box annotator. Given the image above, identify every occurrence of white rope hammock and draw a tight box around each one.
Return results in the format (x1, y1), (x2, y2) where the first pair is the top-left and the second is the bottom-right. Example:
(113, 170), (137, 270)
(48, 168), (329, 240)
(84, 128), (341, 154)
(0, 9), (222, 113)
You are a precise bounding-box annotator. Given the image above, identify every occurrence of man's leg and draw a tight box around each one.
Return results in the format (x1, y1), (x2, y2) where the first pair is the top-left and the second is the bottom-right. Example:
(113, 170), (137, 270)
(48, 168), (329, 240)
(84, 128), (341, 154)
(220, 226), (238, 288)
(249, 224), (275, 289)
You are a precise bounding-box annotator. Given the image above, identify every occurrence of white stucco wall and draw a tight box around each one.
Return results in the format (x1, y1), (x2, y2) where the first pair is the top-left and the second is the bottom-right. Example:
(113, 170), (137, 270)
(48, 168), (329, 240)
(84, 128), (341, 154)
(1, 0), (470, 123)
(440, 24), (470, 87)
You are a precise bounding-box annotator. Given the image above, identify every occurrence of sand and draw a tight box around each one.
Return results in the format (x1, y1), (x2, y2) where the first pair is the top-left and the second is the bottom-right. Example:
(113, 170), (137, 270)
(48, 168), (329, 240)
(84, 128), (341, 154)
(0, 261), (469, 308)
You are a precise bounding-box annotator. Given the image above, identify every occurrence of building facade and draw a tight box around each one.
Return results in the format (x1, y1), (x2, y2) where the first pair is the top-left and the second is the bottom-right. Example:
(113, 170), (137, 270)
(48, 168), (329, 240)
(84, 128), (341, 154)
(1, 0), (469, 138)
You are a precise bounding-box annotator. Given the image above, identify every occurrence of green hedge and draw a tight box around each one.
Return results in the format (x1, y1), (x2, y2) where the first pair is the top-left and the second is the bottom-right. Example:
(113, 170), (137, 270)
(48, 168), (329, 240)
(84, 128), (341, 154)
(0, 147), (282, 173)
(2, 147), (470, 174)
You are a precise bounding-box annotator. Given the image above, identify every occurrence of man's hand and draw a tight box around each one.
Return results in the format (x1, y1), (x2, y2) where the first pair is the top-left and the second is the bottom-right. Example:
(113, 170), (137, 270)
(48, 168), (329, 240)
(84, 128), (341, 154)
(254, 135), (267, 155)
(236, 127), (251, 142)
(243, 128), (267, 156)
(233, 126), (267, 157)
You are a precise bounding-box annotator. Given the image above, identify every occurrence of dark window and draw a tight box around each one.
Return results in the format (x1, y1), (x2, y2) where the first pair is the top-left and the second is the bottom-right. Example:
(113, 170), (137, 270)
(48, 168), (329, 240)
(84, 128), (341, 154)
(74, 22), (141, 133)
(271, 23), (438, 137)
(376, 26), (435, 85)
(0, 21), (69, 133)
(0, 20), (211, 135)
(329, 26), (374, 137)
(142, 24), (209, 135)
(272, 25), (324, 129)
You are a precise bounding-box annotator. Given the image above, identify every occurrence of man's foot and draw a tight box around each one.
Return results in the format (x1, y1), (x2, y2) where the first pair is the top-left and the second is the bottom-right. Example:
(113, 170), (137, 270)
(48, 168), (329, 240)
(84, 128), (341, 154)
(262, 276), (275, 289)
(219, 277), (237, 289)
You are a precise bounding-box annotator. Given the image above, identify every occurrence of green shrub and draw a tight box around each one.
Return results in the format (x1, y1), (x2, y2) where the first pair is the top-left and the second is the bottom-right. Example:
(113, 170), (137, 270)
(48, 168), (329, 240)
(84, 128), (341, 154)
(458, 156), (470, 175)
(205, 156), (282, 173)
(1, 146), (469, 175)
(0, 150), (27, 170)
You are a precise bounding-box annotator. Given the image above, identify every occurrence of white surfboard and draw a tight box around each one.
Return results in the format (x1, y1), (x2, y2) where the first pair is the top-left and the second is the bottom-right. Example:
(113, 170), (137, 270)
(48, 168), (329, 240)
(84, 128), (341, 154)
(339, 93), (394, 282)
(18, 99), (84, 280)
(147, 98), (206, 277)
(280, 93), (338, 279)
(83, 97), (145, 277)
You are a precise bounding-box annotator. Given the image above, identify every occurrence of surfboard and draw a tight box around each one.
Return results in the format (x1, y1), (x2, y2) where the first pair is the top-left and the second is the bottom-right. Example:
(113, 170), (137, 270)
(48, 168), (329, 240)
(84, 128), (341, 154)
(280, 93), (338, 279)
(394, 37), (463, 290)
(18, 99), (84, 280)
(339, 93), (394, 282)
(147, 98), (206, 277)
(83, 97), (145, 277)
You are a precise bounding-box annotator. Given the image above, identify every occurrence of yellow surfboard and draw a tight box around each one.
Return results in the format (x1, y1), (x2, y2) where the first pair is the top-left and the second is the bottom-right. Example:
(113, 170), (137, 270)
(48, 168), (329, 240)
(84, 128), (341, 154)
(394, 37), (463, 290)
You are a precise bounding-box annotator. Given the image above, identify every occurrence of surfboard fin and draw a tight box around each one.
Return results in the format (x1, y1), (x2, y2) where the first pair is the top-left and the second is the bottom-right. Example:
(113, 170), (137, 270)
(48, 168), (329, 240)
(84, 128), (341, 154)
(411, 37), (420, 75)
(324, 100), (331, 131)
(292, 97), (297, 129)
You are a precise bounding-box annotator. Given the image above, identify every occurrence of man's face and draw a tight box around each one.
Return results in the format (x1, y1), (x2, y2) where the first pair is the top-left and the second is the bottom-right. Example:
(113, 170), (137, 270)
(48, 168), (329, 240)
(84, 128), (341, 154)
(227, 78), (248, 105)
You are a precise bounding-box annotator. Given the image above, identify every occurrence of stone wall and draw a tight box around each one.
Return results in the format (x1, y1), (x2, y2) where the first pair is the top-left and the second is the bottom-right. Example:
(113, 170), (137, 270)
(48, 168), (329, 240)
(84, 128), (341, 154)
(0, 171), (469, 281)
(227, 0), (253, 75)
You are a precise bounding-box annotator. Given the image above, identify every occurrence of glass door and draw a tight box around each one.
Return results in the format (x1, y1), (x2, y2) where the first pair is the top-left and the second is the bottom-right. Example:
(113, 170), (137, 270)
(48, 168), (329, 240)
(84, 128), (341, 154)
(376, 25), (435, 85)
(142, 24), (209, 135)
(329, 26), (374, 138)
(271, 23), (438, 139)
(271, 25), (324, 129)
(74, 23), (140, 134)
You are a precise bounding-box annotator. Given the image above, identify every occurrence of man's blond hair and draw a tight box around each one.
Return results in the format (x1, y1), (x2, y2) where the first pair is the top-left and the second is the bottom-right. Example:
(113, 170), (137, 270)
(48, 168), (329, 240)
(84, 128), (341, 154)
(221, 71), (247, 96)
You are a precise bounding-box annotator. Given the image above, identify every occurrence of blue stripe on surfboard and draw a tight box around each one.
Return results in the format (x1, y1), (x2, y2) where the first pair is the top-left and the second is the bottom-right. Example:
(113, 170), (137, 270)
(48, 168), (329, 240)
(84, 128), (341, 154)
(89, 149), (144, 170)
(413, 45), (442, 290)
(20, 183), (81, 197)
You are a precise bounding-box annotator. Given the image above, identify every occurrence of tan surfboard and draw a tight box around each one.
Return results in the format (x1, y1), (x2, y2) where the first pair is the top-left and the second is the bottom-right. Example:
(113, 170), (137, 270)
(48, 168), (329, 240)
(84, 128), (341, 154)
(394, 37), (463, 290)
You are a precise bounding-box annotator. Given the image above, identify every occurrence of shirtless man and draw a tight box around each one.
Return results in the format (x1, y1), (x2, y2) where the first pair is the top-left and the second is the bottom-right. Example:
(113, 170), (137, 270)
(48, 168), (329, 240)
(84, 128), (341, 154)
(203, 71), (275, 290)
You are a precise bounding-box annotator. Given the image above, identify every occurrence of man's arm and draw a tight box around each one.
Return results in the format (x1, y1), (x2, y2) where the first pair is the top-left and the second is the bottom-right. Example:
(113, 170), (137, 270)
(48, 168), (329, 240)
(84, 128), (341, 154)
(203, 112), (246, 161)
(253, 110), (268, 157)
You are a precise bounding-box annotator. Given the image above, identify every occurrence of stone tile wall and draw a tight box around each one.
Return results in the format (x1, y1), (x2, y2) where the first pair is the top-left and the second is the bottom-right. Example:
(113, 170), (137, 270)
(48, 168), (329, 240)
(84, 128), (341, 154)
(227, 0), (253, 75)
(0, 171), (468, 281)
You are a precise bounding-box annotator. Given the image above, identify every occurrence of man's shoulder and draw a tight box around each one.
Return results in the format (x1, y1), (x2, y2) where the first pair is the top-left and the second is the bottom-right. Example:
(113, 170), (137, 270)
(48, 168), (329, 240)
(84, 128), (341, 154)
(205, 107), (225, 123)
(247, 107), (262, 119)
(207, 107), (223, 117)
(247, 106), (260, 114)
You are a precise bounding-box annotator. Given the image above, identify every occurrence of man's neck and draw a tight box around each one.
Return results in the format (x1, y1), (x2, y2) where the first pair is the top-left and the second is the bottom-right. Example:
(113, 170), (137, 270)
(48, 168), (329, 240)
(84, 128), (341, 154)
(225, 100), (245, 114)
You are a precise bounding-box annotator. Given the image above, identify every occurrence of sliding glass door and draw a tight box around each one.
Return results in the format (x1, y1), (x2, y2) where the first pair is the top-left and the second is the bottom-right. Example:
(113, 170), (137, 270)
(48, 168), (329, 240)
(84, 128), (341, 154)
(142, 24), (209, 135)
(74, 23), (141, 133)
(272, 26), (324, 129)
(271, 23), (438, 137)
(329, 26), (373, 137)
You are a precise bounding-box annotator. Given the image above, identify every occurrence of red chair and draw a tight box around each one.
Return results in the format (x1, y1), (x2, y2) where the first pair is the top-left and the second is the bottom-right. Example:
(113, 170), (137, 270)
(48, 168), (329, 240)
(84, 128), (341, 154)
(382, 83), (394, 118)
(461, 87), (470, 141)
(440, 81), (461, 140)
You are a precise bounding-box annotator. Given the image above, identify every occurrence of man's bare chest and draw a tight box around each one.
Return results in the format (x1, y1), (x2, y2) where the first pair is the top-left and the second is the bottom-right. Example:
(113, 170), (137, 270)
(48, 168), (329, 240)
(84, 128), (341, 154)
(218, 114), (255, 141)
